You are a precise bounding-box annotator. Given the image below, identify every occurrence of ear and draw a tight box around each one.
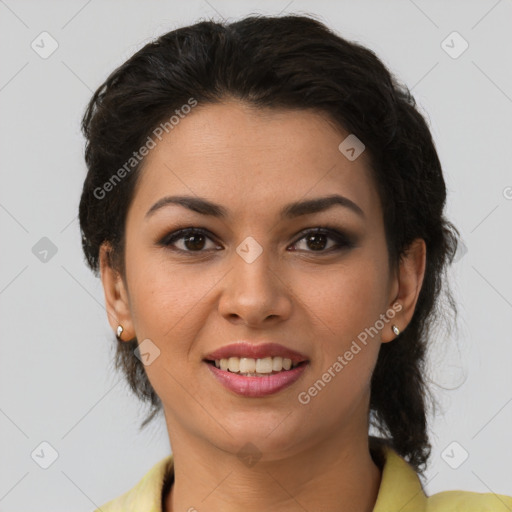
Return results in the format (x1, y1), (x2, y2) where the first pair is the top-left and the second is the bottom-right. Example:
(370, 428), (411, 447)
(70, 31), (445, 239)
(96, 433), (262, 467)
(381, 238), (426, 343)
(99, 242), (134, 342)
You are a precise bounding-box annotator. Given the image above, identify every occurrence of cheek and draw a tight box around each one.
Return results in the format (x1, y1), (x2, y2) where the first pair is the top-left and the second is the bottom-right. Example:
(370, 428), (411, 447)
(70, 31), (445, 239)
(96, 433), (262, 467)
(293, 256), (389, 406)
(124, 258), (216, 409)
(297, 258), (390, 344)
(125, 252), (219, 348)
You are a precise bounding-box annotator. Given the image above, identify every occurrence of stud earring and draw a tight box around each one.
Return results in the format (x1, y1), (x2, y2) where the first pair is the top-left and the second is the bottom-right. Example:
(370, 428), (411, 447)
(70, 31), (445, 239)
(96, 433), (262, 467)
(116, 325), (124, 340)
(391, 325), (400, 336)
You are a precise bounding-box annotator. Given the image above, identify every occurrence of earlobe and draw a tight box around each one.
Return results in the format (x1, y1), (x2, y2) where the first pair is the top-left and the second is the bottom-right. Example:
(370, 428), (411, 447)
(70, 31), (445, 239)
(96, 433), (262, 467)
(99, 242), (134, 341)
(382, 238), (426, 343)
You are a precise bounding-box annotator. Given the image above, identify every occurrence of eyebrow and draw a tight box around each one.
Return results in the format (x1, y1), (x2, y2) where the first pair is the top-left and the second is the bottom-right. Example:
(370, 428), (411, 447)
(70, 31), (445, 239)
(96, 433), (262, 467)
(145, 194), (365, 220)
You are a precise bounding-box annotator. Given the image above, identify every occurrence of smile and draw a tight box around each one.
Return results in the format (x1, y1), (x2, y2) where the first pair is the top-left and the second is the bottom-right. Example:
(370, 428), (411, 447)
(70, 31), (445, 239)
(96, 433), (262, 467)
(205, 358), (309, 397)
(212, 356), (300, 375)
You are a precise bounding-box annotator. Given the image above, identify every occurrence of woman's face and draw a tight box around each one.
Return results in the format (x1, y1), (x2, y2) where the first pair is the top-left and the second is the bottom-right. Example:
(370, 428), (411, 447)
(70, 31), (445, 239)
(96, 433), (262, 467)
(102, 100), (413, 460)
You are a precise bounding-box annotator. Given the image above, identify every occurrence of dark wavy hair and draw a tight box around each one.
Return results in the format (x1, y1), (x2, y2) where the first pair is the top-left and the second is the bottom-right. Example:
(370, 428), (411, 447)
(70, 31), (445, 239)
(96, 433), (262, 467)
(78, 13), (459, 473)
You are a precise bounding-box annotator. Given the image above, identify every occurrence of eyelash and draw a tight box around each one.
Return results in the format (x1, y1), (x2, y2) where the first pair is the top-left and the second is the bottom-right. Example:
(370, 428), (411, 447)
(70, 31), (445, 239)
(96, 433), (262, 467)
(158, 226), (356, 255)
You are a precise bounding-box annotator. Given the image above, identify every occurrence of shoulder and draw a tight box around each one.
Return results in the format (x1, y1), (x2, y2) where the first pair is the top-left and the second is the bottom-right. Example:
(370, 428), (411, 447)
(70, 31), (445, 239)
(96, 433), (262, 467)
(92, 455), (174, 512)
(426, 490), (512, 511)
(371, 438), (512, 512)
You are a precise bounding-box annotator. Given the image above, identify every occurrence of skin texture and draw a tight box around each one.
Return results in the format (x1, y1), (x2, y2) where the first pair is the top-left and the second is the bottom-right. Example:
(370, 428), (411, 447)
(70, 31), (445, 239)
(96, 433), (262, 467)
(100, 99), (426, 512)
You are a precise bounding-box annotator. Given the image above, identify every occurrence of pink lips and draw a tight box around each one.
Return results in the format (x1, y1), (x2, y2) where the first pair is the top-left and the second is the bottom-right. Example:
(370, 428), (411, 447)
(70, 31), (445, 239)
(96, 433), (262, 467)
(204, 342), (309, 398)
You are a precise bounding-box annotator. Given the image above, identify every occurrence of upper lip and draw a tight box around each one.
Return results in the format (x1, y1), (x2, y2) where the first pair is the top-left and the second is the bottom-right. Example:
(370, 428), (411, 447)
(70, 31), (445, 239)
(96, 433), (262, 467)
(204, 342), (309, 364)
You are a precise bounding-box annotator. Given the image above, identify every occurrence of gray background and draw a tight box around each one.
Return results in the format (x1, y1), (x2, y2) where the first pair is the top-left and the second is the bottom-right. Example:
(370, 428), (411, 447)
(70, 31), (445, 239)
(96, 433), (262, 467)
(1, 0), (511, 510)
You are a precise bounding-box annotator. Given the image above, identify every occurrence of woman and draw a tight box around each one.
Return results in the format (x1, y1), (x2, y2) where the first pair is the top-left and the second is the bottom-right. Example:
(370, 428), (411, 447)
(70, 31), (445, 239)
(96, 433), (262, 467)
(78, 13), (511, 512)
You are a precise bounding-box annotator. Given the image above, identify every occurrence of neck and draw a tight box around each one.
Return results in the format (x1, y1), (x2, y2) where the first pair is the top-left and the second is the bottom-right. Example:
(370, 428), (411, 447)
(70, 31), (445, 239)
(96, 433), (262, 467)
(164, 429), (382, 512)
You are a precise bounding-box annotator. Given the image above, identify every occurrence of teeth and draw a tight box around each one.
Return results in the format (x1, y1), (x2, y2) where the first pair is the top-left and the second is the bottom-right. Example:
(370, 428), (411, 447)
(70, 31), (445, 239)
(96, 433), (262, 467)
(272, 356), (283, 371)
(239, 357), (256, 373)
(214, 356), (298, 374)
(228, 357), (239, 373)
(256, 357), (273, 373)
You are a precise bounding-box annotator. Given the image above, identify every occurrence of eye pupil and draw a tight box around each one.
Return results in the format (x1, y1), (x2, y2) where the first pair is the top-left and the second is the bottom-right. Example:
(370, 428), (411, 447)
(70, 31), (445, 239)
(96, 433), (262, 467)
(307, 234), (327, 251)
(185, 234), (206, 251)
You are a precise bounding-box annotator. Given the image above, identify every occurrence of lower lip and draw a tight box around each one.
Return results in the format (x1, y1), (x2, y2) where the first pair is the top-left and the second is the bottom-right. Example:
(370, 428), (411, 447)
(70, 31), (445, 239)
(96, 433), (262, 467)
(205, 362), (308, 397)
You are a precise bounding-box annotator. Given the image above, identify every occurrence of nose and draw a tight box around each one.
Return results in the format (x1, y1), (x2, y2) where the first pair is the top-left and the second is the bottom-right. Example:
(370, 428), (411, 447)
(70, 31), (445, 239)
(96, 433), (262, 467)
(218, 246), (292, 328)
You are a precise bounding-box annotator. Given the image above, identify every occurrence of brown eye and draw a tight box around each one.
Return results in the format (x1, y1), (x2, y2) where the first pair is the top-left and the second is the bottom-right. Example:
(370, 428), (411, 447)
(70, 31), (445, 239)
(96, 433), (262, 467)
(303, 232), (330, 251)
(160, 228), (221, 253)
(290, 228), (355, 253)
(181, 233), (207, 251)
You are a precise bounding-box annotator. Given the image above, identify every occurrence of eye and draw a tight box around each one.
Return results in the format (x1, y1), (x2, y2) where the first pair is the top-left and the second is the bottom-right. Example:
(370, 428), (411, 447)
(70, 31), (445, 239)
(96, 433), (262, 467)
(289, 228), (355, 253)
(158, 226), (355, 255)
(159, 228), (222, 253)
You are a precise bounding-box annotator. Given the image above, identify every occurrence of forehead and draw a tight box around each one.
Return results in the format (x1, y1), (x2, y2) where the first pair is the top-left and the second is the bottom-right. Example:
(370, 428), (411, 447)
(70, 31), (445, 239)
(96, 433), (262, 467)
(129, 100), (381, 224)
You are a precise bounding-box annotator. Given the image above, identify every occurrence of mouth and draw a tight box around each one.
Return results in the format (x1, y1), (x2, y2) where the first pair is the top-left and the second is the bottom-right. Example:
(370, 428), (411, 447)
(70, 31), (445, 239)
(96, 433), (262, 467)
(203, 342), (310, 397)
(204, 357), (308, 377)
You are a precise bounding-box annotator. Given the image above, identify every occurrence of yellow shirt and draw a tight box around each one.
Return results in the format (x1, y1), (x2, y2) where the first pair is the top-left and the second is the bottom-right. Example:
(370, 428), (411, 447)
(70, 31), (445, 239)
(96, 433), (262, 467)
(95, 445), (512, 511)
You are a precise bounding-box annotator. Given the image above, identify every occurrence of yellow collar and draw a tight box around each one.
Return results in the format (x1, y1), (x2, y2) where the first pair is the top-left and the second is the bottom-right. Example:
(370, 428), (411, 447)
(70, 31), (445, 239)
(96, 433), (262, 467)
(372, 444), (428, 511)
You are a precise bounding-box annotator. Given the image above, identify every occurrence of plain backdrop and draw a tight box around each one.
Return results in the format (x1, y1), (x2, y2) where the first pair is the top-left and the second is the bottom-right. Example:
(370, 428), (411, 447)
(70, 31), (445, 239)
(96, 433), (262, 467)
(1, 0), (511, 510)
